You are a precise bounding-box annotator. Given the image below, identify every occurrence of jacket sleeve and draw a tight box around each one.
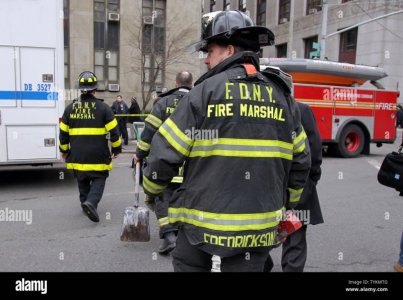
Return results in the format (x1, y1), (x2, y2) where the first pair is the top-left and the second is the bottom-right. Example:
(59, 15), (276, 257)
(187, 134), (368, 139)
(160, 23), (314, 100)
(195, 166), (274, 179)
(136, 100), (164, 159)
(299, 103), (322, 184)
(142, 95), (198, 196)
(59, 106), (71, 154)
(105, 106), (122, 154)
(287, 98), (311, 209)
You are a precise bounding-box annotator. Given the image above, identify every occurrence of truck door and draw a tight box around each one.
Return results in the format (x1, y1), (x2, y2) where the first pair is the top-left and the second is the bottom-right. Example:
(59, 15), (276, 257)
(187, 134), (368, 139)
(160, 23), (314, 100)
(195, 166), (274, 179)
(5, 47), (58, 162)
(373, 91), (398, 142)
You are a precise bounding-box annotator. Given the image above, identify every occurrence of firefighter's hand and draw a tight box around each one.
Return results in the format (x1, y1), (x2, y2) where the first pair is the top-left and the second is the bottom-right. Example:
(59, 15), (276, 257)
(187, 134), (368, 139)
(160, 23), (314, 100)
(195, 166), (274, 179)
(144, 194), (156, 212)
(61, 152), (68, 161)
(133, 154), (142, 165)
(112, 153), (119, 159)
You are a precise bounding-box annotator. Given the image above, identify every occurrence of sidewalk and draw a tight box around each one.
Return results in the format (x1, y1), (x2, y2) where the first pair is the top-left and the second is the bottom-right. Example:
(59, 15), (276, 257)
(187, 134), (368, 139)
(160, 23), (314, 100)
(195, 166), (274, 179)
(121, 138), (138, 154)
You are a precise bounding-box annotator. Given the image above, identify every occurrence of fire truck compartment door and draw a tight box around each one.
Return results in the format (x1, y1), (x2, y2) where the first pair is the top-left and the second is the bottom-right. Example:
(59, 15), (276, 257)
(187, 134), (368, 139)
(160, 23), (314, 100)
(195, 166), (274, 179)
(20, 47), (56, 108)
(6, 125), (57, 160)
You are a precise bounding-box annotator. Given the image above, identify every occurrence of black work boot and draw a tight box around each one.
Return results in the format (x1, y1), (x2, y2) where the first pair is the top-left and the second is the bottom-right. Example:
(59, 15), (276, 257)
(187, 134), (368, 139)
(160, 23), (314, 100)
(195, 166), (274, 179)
(158, 232), (176, 255)
(81, 201), (99, 223)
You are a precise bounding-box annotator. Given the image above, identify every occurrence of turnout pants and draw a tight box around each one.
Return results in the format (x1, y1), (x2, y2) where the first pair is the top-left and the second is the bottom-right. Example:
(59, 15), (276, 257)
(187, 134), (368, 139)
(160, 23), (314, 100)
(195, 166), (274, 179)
(264, 225), (308, 272)
(74, 171), (108, 208)
(118, 119), (128, 145)
(155, 183), (179, 238)
(172, 227), (271, 272)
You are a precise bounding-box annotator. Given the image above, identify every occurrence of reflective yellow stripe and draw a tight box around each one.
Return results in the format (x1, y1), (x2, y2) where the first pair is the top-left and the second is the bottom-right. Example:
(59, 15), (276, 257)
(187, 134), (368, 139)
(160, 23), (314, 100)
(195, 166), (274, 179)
(145, 114), (162, 128)
(171, 176), (183, 183)
(159, 119), (192, 156)
(158, 217), (169, 227)
(288, 187), (304, 203)
(190, 138), (293, 159)
(69, 128), (107, 135)
(168, 207), (284, 232)
(137, 140), (150, 152)
(59, 144), (69, 151)
(105, 119), (118, 131)
(66, 162), (113, 171)
(143, 176), (166, 195)
(112, 138), (122, 148)
(294, 142), (306, 154)
(178, 166), (184, 176)
(60, 122), (69, 132)
(293, 130), (307, 154)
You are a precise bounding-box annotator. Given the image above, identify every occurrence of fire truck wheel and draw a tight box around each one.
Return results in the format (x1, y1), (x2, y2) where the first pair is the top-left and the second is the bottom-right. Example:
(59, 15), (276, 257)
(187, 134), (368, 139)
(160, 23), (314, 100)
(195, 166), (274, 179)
(336, 124), (365, 158)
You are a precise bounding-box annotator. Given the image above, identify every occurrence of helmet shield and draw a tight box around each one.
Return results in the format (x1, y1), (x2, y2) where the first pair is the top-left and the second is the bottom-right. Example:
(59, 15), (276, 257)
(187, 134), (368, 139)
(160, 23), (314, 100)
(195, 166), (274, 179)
(78, 71), (98, 92)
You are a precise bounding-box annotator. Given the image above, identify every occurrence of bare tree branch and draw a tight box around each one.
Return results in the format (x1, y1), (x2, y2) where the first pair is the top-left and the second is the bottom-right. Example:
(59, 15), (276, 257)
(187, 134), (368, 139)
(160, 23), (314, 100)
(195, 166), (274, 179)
(125, 7), (198, 111)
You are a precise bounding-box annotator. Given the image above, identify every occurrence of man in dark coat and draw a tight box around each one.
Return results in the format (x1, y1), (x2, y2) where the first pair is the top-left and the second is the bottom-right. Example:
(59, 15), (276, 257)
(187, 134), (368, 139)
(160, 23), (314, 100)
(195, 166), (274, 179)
(265, 101), (323, 272)
(111, 95), (129, 145)
(128, 97), (142, 123)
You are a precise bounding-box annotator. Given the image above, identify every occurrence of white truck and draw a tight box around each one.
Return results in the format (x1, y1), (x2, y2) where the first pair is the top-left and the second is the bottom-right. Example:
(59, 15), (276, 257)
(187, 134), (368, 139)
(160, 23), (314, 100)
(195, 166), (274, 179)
(0, 0), (64, 166)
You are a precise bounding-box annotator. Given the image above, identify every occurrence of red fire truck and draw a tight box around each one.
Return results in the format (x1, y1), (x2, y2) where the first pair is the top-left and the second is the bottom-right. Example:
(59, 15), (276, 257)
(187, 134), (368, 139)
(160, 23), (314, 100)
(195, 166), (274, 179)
(261, 58), (400, 158)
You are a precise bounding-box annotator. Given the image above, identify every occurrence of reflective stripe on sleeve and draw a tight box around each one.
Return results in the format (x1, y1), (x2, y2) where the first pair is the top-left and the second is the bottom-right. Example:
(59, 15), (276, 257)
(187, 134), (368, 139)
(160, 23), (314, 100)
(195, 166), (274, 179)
(293, 130), (307, 154)
(137, 140), (150, 152)
(158, 217), (169, 228)
(145, 114), (163, 128)
(105, 119), (118, 131)
(159, 118), (192, 157)
(60, 122), (69, 132)
(288, 187), (304, 203)
(59, 144), (69, 151)
(112, 138), (122, 148)
(143, 176), (166, 195)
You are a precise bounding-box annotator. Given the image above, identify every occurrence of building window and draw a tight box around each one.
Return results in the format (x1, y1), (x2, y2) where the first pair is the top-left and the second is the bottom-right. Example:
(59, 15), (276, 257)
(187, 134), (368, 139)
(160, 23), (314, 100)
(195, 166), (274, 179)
(256, 0), (266, 26)
(142, 0), (166, 90)
(278, 0), (290, 24)
(276, 43), (287, 58)
(306, 0), (322, 15)
(341, 0), (352, 3)
(339, 28), (357, 64)
(94, 0), (120, 90)
(304, 35), (318, 58)
(223, 0), (230, 10)
(239, 0), (247, 12)
(63, 0), (70, 89)
(210, 0), (216, 12)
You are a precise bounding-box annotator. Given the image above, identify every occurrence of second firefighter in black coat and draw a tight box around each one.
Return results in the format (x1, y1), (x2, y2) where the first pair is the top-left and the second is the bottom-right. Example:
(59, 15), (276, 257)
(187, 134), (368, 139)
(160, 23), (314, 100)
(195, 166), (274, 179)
(136, 71), (193, 254)
(265, 101), (323, 272)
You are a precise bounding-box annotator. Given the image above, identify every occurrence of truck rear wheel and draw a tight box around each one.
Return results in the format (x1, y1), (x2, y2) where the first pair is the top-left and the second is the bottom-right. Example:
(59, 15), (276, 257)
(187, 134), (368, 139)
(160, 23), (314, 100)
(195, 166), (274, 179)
(336, 124), (365, 158)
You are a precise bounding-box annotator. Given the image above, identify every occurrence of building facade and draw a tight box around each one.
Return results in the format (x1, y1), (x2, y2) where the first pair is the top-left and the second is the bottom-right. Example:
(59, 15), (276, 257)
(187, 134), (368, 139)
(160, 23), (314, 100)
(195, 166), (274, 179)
(64, 0), (203, 108)
(203, 0), (403, 91)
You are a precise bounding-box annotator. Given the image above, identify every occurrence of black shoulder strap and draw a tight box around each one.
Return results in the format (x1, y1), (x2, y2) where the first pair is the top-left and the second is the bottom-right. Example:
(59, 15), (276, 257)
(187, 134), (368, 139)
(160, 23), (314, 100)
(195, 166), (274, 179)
(261, 66), (293, 95)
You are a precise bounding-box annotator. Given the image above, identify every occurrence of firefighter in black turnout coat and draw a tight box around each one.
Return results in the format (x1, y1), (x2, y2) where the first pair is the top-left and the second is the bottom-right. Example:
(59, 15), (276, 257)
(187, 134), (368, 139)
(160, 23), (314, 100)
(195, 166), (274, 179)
(59, 71), (121, 223)
(136, 71), (193, 254)
(143, 11), (311, 272)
